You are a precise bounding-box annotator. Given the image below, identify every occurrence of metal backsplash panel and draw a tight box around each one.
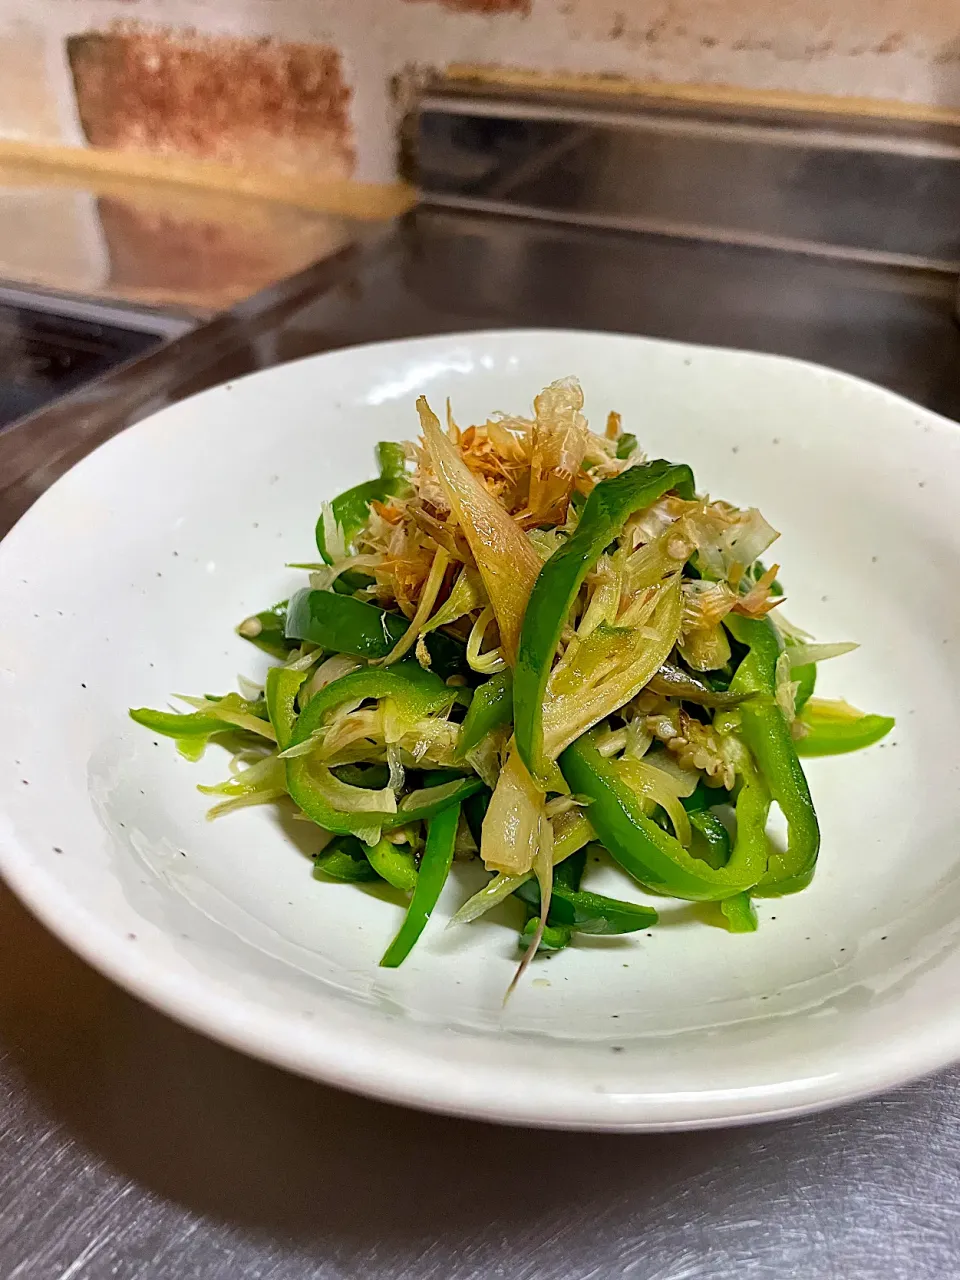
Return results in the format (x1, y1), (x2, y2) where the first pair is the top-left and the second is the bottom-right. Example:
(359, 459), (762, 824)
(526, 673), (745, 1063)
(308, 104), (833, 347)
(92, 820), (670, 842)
(417, 84), (960, 272)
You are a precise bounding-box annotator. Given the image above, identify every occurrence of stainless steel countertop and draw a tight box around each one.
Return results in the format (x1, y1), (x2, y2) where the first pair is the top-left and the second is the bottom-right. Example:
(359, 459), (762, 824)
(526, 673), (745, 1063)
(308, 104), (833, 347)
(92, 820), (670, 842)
(2, 209), (960, 1279)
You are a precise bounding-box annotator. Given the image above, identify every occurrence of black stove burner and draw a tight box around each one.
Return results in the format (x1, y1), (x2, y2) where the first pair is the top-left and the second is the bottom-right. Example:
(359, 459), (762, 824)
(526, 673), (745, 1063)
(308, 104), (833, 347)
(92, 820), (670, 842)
(0, 302), (162, 428)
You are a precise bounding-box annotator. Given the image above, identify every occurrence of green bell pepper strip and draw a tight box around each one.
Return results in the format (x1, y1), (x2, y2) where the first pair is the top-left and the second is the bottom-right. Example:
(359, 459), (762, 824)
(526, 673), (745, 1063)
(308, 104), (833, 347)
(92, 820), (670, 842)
(264, 666), (307, 750)
(688, 810), (732, 868)
(720, 892), (758, 932)
(458, 670), (512, 756)
(376, 441), (408, 481)
(237, 601), (296, 660)
(315, 441), (410, 562)
(515, 874), (659, 935)
(793, 663), (817, 714)
(682, 779), (734, 812)
(285, 663), (481, 835)
(558, 728), (766, 900)
(130, 695), (271, 760)
(285, 589), (468, 679)
(519, 918), (572, 952)
(724, 614), (820, 894)
(515, 460), (696, 785)
(795, 699), (895, 756)
(420, 767), (465, 788)
(380, 801), (461, 967)
(679, 781), (733, 867)
(365, 837), (418, 891)
(130, 706), (226, 740)
(314, 835), (380, 883)
(515, 846), (586, 954)
(285, 660), (459, 763)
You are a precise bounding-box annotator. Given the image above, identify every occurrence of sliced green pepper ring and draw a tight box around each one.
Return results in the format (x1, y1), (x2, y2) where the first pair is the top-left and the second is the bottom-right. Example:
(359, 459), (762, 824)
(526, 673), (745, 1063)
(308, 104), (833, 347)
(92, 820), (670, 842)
(724, 614), (820, 893)
(559, 728), (766, 901)
(284, 662), (481, 835)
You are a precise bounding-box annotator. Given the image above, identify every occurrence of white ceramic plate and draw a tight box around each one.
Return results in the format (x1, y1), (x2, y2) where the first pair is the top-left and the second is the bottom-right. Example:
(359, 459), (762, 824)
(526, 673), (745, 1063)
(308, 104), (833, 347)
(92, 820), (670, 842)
(1, 329), (959, 1131)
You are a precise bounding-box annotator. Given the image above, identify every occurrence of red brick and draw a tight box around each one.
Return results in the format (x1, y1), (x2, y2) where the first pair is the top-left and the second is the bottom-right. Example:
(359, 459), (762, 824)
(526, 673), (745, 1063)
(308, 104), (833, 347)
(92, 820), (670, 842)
(67, 28), (354, 180)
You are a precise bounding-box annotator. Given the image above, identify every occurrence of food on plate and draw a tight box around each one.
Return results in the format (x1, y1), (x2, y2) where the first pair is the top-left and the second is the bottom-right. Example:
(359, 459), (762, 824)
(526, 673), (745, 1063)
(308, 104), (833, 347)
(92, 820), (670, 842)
(131, 377), (893, 980)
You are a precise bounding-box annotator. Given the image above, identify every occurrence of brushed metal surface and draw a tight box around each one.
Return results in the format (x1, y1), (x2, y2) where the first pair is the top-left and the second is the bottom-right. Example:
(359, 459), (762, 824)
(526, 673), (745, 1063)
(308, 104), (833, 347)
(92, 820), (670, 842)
(2, 886), (959, 1280)
(417, 84), (960, 272)
(2, 208), (960, 1277)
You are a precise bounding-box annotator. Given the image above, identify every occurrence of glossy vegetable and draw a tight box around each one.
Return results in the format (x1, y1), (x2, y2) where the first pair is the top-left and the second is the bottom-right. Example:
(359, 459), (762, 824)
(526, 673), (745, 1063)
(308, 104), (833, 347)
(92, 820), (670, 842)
(315, 440), (410, 562)
(314, 836), (380, 882)
(480, 746), (546, 875)
(237, 601), (296, 660)
(129, 694), (273, 761)
(450, 810), (595, 927)
(365, 837), (419, 892)
(518, 918), (572, 952)
(795, 698), (895, 756)
(682, 784), (734, 867)
(648, 662), (752, 708)
(793, 662), (817, 714)
(725, 614), (820, 895)
(129, 705), (227, 741)
(264, 666), (307, 750)
(515, 855), (659, 936)
(285, 588), (467, 677)
(283, 662), (478, 836)
(381, 801), (460, 966)
(720, 892), (758, 932)
(559, 728), (766, 900)
(515, 460), (695, 784)
(516, 844), (585, 953)
(459, 671), (513, 756)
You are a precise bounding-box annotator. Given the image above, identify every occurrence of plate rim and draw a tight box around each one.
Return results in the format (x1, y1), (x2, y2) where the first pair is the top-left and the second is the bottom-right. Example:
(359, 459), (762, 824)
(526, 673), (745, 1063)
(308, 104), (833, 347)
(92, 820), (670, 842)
(2, 326), (959, 1131)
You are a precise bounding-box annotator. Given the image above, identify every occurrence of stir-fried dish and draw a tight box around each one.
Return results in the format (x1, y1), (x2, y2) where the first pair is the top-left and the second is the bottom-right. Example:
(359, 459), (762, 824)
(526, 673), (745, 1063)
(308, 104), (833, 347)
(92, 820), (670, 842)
(131, 377), (893, 981)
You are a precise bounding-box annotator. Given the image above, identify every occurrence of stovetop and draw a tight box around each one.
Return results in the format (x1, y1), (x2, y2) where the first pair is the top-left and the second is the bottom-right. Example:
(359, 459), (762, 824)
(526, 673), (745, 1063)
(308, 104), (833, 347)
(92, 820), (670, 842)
(0, 302), (162, 429)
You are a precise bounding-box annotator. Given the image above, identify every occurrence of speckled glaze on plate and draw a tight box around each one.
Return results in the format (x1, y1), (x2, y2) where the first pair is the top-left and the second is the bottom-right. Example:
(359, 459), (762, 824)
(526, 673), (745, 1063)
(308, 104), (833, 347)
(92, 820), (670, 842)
(0, 330), (958, 1130)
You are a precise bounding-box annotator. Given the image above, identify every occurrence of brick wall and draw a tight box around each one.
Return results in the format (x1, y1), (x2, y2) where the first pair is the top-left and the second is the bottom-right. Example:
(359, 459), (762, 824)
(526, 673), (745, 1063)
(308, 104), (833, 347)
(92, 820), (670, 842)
(1, 0), (959, 186)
